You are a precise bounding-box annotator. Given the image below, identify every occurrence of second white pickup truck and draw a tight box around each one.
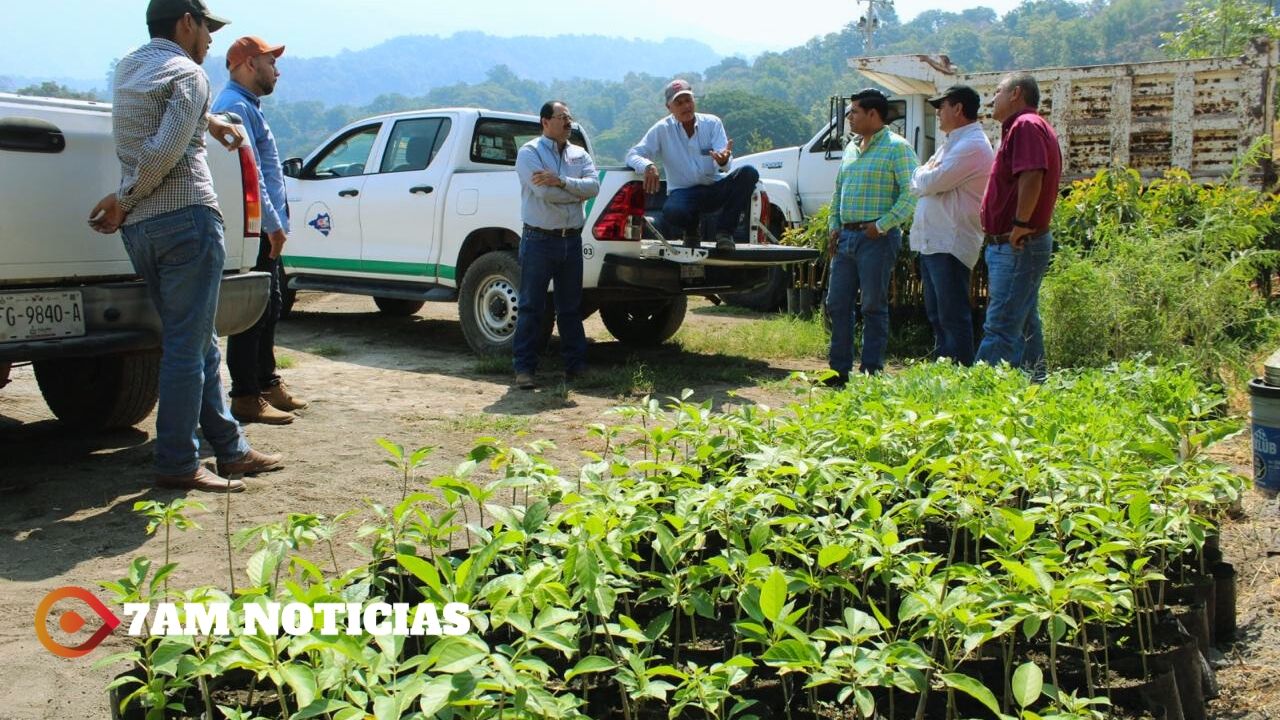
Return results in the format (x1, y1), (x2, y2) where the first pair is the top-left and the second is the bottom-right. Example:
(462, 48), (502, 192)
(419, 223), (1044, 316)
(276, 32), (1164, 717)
(281, 108), (818, 355)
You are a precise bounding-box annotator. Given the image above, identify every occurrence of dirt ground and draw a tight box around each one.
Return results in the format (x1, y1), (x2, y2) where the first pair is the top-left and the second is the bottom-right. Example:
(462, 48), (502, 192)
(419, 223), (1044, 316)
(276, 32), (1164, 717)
(2, 291), (1279, 719)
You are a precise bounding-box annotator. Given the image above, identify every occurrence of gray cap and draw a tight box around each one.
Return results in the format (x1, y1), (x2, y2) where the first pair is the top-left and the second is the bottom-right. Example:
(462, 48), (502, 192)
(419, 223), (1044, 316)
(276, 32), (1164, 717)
(928, 84), (981, 112)
(146, 0), (231, 31)
(664, 79), (693, 104)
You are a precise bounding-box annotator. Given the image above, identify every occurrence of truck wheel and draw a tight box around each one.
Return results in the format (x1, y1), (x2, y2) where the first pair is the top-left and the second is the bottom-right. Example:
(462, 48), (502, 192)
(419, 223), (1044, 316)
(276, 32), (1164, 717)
(721, 266), (788, 312)
(373, 297), (425, 316)
(33, 350), (160, 429)
(459, 251), (523, 356)
(599, 296), (688, 346)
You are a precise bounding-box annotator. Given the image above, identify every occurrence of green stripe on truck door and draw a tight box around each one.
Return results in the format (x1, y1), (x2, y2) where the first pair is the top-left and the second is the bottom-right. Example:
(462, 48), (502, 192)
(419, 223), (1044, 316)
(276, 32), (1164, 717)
(282, 256), (456, 281)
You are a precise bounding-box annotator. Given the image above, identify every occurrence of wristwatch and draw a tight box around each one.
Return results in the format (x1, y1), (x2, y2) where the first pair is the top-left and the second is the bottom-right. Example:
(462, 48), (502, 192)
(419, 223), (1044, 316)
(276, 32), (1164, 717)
(1013, 218), (1034, 229)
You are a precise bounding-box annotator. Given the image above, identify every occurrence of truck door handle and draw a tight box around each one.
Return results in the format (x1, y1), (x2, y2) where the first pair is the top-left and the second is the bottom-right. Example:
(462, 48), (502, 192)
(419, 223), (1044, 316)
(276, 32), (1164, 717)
(338, 188), (359, 197)
(409, 185), (434, 195)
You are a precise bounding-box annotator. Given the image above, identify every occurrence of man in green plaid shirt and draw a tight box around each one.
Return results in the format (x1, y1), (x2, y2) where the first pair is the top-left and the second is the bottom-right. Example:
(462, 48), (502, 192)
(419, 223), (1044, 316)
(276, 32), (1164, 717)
(824, 88), (919, 386)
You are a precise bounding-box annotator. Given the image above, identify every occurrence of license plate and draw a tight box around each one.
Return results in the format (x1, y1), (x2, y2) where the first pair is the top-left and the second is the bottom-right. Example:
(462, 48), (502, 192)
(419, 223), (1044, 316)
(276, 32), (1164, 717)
(679, 264), (705, 279)
(0, 291), (86, 343)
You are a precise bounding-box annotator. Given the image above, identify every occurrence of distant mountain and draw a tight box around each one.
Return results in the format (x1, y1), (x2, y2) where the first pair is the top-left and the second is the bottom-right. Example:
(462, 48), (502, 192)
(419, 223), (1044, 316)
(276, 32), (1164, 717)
(205, 32), (723, 105)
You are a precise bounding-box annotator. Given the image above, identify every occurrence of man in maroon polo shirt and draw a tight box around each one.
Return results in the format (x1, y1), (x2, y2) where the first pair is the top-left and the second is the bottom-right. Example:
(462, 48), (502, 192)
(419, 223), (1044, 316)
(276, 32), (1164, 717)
(974, 72), (1062, 380)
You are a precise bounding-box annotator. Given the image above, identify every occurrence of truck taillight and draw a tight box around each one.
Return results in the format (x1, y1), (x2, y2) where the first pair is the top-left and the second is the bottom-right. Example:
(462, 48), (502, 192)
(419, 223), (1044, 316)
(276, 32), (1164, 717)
(238, 146), (261, 237)
(592, 181), (646, 241)
(757, 190), (771, 244)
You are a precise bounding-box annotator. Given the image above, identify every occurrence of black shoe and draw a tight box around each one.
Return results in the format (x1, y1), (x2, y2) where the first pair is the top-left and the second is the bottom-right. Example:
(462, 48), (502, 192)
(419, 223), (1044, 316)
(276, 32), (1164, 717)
(821, 372), (849, 388)
(714, 233), (736, 251)
(566, 366), (589, 382)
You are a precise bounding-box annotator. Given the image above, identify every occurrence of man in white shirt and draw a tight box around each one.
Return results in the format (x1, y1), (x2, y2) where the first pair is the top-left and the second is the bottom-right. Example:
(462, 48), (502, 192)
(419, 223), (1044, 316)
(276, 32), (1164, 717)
(909, 85), (994, 366)
(625, 79), (758, 252)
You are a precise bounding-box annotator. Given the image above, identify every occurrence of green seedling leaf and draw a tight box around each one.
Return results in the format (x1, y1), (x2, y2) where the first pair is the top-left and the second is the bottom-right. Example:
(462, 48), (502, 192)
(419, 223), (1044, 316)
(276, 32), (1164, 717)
(818, 545), (850, 568)
(759, 568), (788, 623)
(1012, 662), (1044, 709)
(940, 672), (1002, 717)
(566, 655), (617, 681)
(282, 664), (318, 709)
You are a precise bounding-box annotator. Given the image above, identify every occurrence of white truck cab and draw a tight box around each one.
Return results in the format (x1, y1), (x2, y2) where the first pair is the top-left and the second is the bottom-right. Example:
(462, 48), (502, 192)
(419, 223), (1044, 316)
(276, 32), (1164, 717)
(282, 107), (818, 355)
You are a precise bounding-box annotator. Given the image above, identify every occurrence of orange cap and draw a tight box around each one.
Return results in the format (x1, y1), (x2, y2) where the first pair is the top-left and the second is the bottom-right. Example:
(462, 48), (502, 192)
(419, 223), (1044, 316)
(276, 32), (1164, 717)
(226, 36), (284, 69)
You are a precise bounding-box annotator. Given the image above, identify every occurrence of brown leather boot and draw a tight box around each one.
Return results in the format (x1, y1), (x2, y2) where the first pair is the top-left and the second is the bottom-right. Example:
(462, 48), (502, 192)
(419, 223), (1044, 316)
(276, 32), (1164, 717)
(263, 383), (308, 412)
(231, 395), (295, 425)
(156, 467), (245, 493)
(217, 448), (284, 477)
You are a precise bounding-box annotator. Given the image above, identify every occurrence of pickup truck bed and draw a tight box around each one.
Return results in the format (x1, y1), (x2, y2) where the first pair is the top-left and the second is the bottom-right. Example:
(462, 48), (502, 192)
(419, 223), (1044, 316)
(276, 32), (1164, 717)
(0, 93), (269, 428)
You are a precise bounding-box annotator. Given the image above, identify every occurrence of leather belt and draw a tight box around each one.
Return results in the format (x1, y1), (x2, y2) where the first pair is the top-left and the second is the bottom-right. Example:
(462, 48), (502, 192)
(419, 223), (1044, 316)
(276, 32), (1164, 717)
(841, 221), (877, 232)
(524, 224), (581, 237)
(985, 229), (1049, 245)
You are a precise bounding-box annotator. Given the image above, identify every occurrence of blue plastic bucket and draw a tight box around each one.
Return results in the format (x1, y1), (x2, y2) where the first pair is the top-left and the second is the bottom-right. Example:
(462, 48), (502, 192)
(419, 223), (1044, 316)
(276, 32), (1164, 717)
(1249, 378), (1280, 494)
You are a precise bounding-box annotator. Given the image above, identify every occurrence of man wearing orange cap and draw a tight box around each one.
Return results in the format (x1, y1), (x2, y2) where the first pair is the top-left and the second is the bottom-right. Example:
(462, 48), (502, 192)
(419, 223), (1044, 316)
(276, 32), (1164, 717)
(212, 36), (309, 425)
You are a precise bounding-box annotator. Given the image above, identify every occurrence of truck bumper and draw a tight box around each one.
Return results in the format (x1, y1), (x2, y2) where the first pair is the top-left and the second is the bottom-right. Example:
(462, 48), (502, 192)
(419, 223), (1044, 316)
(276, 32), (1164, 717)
(598, 246), (819, 297)
(0, 271), (269, 363)
(599, 255), (770, 296)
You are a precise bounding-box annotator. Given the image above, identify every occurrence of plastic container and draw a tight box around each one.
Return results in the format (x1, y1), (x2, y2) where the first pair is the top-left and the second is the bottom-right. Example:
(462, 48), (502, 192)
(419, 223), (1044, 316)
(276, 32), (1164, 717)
(1248, 378), (1280, 494)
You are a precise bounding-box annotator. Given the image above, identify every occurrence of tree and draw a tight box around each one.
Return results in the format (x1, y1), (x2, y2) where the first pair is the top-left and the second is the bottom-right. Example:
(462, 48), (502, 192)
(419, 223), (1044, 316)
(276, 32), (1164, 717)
(15, 81), (99, 101)
(1161, 0), (1280, 57)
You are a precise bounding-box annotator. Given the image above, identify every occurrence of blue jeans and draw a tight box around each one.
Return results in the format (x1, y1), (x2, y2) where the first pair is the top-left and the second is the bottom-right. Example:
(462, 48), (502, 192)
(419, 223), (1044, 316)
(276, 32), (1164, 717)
(920, 252), (975, 366)
(512, 228), (587, 374)
(826, 227), (900, 375)
(121, 206), (250, 476)
(975, 232), (1053, 379)
(662, 165), (759, 238)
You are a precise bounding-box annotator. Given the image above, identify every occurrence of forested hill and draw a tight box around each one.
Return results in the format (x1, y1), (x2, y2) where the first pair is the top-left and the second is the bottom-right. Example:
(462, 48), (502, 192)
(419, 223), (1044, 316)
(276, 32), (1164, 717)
(204, 32), (724, 106)
(261, 0), (1193, 164)
(14, 0), (1273, 165)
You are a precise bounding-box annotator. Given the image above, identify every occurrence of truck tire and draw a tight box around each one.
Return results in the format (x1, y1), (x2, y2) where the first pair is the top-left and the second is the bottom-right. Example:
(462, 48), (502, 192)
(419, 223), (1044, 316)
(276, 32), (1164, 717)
(373, 297), (425, 316)
(599, 296), (688, 347)
(721, 266), (789, 312)
(721, 213), (791, 312)
(459, 251), (521, 355)
(33, 350), (160, 429)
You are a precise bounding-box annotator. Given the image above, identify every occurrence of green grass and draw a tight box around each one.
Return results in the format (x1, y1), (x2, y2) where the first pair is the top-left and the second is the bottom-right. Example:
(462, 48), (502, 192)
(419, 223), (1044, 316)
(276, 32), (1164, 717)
(443, 413), (533, 435)
(275, 353), (296, 370)
(472, 355), (513, 375)
(305, 344), (346, 358)
(674, 314), (829, 361)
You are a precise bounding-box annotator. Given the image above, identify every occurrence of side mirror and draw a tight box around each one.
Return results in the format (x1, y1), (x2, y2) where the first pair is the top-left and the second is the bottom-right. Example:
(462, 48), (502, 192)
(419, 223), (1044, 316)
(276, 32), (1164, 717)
(282, 157), (303, 179)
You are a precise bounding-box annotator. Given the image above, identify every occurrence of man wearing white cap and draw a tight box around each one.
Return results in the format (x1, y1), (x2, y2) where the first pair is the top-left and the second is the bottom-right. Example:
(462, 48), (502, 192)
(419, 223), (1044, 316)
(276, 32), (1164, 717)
(212, 36), (309, 425)
(625, 79), (759, 252)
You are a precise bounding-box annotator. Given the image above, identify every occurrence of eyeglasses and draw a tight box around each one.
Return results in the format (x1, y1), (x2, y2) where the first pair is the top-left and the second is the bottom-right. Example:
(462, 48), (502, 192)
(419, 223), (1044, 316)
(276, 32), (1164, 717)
(551, 113), (574, 122)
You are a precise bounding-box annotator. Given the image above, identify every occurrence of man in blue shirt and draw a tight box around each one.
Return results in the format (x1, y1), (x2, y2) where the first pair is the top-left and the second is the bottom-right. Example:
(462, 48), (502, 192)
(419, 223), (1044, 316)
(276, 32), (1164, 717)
(211, 35), (308, 424)
(512, 101), (600, 389)
(625, 79), (759, 252)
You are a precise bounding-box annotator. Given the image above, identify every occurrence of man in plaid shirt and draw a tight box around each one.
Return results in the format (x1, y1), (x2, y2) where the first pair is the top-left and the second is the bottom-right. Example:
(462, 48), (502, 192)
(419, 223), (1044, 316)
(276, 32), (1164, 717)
(89, 0), (283, 492)
(824, 88), (918, 386)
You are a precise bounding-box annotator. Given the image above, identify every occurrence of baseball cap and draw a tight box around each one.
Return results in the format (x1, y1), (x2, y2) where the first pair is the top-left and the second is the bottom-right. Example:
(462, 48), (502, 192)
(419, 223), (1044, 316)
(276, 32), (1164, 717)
(664, 79), (693, 104)
(146, 0), (231, 31)
(928, 84), (981, 113)
(227, 36), (285, 69)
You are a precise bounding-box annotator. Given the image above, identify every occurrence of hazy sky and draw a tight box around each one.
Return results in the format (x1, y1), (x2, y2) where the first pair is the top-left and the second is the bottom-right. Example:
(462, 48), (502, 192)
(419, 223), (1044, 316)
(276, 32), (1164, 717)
(3, 0), (1025, 81)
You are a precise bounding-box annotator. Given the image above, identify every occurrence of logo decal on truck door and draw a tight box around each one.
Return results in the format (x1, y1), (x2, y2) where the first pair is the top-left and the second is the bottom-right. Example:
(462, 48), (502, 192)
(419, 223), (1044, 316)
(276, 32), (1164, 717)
(309, 212), (332, 237)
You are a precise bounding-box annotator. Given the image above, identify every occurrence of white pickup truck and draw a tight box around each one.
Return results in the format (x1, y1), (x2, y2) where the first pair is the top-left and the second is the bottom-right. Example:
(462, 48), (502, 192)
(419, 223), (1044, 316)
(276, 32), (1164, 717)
(281, 107), (817, 355)
(0, 93), (269, 428)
